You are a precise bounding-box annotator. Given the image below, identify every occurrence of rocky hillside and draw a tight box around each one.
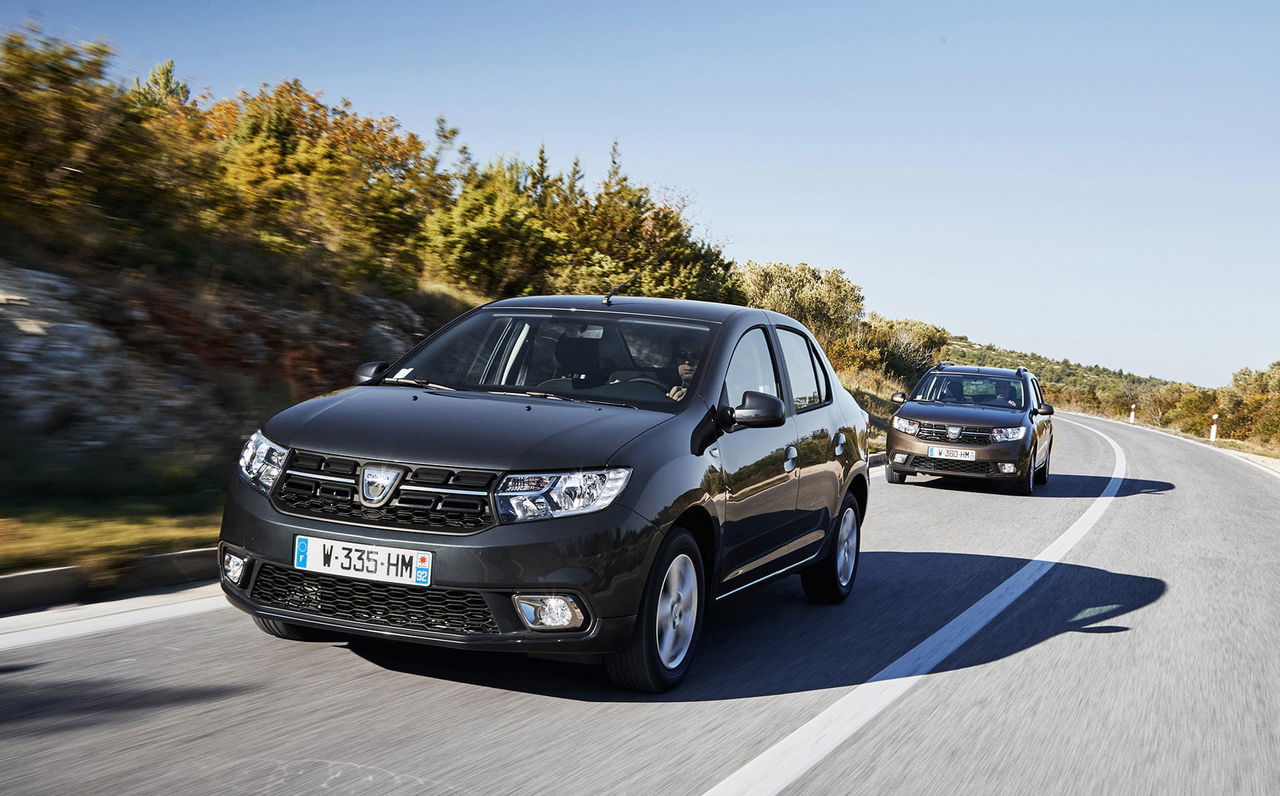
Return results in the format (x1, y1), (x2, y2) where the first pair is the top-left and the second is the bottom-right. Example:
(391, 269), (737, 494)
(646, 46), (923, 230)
(0, 261), (435, 499)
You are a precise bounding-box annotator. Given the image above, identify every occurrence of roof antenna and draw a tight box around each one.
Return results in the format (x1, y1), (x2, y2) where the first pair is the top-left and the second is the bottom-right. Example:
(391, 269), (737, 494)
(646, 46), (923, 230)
(602, 257), (660, 306)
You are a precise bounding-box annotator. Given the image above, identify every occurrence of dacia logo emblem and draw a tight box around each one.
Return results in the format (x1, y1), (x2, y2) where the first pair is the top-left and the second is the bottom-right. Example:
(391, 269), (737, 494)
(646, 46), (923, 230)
(359, 465), (405, 507)
(946, 425), (962, 441)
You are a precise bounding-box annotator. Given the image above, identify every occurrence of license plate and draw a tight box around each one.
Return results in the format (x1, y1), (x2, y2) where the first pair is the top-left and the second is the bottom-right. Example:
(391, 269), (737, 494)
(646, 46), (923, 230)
(293, 535), (431, 586)
(928, 446), (976, 461)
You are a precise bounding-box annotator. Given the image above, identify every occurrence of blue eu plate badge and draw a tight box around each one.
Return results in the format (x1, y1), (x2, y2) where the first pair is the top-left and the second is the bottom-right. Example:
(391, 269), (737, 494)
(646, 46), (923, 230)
(295, 537), (309, 567)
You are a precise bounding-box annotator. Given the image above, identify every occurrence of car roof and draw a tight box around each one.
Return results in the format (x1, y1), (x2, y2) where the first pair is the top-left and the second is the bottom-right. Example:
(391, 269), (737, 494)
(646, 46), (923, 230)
(485, 295), (756, 324)
(931, 363), (1034, 379)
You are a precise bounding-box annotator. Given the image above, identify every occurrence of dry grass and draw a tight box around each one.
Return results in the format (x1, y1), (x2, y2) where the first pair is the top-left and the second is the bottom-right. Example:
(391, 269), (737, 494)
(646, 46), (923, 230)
(839, 368), (910, 453)
(0, 510), (220, 581)
(411, 275), (491, 328)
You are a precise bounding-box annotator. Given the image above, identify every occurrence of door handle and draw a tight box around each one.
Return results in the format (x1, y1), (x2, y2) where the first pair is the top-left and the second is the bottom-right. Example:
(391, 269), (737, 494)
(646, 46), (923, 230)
(834, 433), (847, 456)
(784, 445), (798, 473)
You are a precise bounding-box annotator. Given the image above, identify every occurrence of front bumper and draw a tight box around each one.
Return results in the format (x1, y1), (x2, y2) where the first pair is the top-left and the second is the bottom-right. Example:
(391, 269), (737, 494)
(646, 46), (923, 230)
(884, 430), (1032, 480)
(218, 476), (661, 655)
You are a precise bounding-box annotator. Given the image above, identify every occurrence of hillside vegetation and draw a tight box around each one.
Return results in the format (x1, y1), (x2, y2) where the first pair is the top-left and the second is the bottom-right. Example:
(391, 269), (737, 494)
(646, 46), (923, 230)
(1, 25), (1275, 497)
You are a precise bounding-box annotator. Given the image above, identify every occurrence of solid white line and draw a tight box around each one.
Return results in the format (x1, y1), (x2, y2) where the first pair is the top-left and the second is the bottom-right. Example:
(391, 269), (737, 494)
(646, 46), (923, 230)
(704, 418), (1126, 796)
(1066, 411), (1280, 483)
(0, 595), (228, 652)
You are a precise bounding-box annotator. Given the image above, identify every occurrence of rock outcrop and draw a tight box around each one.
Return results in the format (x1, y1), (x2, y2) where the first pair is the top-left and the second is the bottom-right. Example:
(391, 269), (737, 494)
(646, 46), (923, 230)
(0, 261), (429, 475)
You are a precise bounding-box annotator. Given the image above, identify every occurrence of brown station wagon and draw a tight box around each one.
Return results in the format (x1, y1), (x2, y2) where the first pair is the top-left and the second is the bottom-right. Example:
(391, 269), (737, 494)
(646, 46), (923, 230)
(884, 362), (1054, 495)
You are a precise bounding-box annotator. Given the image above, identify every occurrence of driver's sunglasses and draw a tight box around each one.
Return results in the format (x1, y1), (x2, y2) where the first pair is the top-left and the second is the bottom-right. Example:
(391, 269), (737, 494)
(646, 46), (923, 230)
(678, 350), (701, 364)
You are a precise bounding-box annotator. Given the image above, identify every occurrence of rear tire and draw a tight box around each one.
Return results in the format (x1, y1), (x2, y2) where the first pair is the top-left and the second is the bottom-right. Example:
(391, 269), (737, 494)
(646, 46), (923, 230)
(885, 467), (908, 484)
(605, 528), (705, 693)
(252, 615), (334, 642)
(801, 496), (861, 604)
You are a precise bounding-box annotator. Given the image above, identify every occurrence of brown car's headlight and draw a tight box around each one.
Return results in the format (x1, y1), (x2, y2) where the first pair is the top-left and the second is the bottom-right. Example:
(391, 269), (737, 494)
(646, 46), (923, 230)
(991, 426), (1027, 442)
(891, 415), (919, 435)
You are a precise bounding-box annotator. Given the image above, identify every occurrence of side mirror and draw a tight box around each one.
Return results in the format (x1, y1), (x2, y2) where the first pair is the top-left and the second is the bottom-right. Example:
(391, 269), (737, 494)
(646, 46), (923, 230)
(731, 391), (787, 429)
(354, 361), (389, 385)
(891, 392), (907, 404)
(1035, 403), (1055, 416)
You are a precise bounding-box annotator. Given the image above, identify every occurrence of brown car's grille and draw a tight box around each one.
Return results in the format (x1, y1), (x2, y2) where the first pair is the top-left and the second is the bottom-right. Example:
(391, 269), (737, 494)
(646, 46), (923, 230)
(908, 454), (993, 474)
(251, 563), (500, 635)
(271, 450), (497, 533)
(916, 423), (992, 444)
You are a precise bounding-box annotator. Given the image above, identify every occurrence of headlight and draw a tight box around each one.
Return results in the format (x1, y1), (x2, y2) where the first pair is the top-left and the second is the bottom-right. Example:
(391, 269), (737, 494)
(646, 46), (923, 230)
(496, 468), (631, 522)
(991, 426), (1027, 442)
(238, 431), (288, 494)
(891, 416), (919, 435)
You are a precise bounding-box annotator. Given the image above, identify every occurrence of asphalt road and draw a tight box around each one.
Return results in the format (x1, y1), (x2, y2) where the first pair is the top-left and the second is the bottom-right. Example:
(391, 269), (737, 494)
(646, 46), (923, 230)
(3, 414), (1278, 794)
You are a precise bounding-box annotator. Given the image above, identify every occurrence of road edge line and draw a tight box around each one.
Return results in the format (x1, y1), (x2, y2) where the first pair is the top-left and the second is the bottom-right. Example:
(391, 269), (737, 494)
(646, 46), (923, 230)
(1064, 411), (1280, 483)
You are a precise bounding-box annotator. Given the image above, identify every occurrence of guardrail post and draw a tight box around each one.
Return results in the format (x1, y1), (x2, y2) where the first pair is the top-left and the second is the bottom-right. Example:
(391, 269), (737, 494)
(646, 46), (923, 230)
(1129, 404), (1136, 424)
(1210, 413), (1219, 443)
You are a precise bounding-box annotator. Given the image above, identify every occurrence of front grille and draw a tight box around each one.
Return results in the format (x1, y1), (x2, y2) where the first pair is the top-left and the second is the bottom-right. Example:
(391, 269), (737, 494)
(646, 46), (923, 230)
(271, 450), (497, 533)
(909, 455), (993, 474)
(251, 563), (500, 635)
(917, 422), (991, 444)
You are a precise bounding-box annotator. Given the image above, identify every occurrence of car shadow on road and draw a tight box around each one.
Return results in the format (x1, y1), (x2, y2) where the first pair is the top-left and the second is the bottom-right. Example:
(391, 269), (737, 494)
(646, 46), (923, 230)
(0, 679), (254, 737)
(347, 551), (1166, 702)
(907, 473), (1174, 498)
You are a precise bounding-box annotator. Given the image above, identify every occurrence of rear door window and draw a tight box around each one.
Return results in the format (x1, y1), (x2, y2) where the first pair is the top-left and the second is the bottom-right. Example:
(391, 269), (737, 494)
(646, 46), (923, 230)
(777, 328), (827, 411)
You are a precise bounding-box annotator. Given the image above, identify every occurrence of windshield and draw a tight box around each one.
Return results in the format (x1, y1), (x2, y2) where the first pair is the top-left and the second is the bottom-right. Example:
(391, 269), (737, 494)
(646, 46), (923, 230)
(387, 310), (716, 412)
(912, 374), (1026, 410)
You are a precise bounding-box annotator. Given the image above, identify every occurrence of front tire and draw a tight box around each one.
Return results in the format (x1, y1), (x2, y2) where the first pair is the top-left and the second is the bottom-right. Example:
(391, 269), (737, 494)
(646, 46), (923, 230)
(885, 467), (908, 484)
(605, 528), (705, 693)
(1012, 444), (1037, 496)
(801, 496), (861, 604)
(1034, 442), (1051, 484)
(252, 616), (334, 642)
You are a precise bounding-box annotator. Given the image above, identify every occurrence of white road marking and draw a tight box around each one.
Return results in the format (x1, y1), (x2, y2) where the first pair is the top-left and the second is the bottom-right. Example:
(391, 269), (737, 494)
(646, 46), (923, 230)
(705, 417), (1126, 796)
(1069, 411), (1280, 483)
(0, 592), (228, 652)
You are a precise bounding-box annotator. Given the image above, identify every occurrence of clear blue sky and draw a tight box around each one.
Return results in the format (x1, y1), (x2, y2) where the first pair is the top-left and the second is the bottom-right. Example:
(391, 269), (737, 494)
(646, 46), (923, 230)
(6, 0), (1277, 387)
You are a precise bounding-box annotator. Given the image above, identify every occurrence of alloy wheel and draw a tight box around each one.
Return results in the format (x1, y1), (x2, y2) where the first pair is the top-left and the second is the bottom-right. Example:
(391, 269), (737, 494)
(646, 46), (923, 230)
(655, 553), (699, 669)
(835, 507), (858, 587)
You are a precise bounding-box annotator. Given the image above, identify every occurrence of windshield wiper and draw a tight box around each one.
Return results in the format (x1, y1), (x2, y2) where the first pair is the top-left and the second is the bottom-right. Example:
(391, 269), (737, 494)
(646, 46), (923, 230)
(380, 378), (456, 390)
(473, 387), (637, 409)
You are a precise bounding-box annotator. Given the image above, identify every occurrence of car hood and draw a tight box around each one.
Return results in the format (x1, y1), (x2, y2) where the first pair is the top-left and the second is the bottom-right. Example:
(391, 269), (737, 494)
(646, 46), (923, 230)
(262, 386), (673, 471)
(896, 402), (1028, 427)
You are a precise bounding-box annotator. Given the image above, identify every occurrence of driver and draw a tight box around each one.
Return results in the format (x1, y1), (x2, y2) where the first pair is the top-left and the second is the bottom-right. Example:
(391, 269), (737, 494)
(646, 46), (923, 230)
(667, 340), (702, 401)
(992, 380), (1018, 407)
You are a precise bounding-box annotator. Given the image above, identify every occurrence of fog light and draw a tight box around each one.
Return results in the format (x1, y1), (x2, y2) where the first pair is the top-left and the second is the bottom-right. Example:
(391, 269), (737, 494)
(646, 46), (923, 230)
(998, 462), (1018, 474)
(891, 453), (909, 464)
(223, 552), (247, 585)
(513, 595), (585, 630)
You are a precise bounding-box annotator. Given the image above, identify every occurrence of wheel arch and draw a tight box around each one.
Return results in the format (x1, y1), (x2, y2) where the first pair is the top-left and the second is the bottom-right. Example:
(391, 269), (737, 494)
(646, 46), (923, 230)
(671, 503), (718, 584)
(849, 471), (868, 521)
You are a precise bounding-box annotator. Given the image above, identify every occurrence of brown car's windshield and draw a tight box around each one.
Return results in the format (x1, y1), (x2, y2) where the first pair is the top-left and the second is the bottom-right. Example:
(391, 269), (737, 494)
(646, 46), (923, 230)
(389, 310), (717, 412)
(913, 374), (1026, 410)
